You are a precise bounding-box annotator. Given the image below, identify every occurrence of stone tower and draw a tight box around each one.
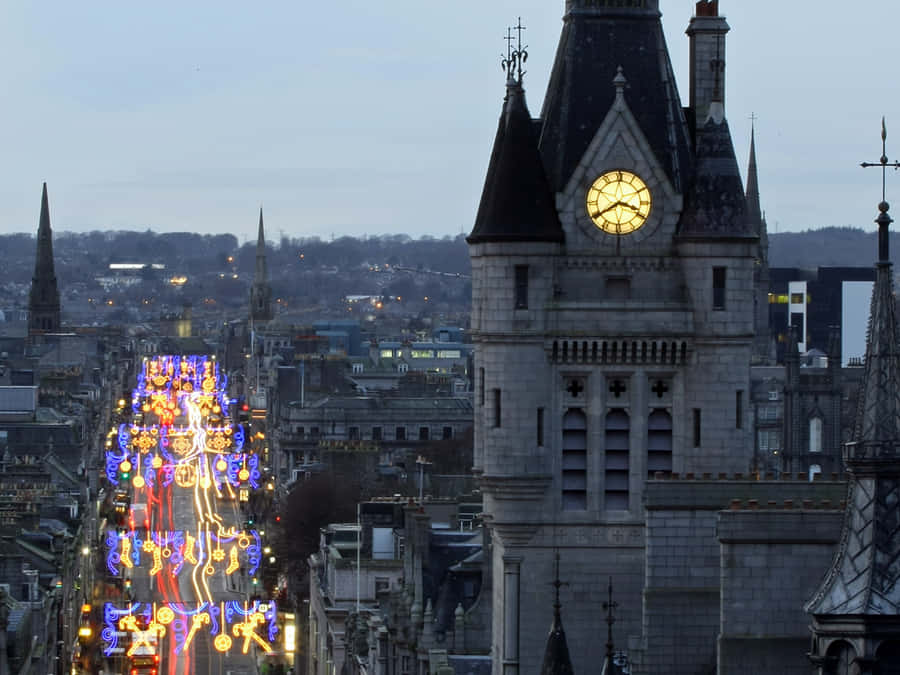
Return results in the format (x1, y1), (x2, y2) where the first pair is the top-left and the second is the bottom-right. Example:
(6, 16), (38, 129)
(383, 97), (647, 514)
(805, 199), (900, 671)
(746, 124), (772, 363)
(28, 182), (61, 335)
(467, 1), (757, 672)
(249, 207), (274, 325)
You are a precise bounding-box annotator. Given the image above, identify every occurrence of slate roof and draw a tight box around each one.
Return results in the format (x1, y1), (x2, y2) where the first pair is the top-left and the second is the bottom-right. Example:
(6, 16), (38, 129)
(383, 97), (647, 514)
(468, 80), (564, 245)
(537, 4), (693, 194)
(539, 602), (574, 675)
(679, 115), (755, 238)
(807, 206), (900, 618)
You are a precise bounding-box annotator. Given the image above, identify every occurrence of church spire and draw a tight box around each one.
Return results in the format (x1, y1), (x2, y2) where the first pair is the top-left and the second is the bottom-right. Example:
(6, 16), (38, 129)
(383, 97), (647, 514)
(747, 120), (772, 363)
(254, 207), (268, 285)
(28, 183), (61, 335)
(806, 121), (900, 671)
(249, 207), (273, 324)
(746, 121), (762, 228)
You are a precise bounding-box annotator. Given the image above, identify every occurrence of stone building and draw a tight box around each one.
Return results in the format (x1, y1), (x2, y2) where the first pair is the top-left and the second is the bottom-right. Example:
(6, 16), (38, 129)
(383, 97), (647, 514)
(467, 1), (758, 671)
(276, 395), (473, 488)
(311, 497), (491, 675)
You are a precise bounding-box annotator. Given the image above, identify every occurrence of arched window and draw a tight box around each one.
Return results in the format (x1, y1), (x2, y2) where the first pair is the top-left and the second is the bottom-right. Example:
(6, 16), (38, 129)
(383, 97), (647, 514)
(809, 417), (823, 453)
(647, 409), (673, 477)
(562, 410), (587, 511)
(824, 640), (855, 675)
(605, 409), (630, 510)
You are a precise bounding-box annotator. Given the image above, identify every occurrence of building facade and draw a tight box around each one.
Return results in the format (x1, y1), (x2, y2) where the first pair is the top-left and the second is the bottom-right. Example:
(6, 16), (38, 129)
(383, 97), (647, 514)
(468, 1), (759, 672)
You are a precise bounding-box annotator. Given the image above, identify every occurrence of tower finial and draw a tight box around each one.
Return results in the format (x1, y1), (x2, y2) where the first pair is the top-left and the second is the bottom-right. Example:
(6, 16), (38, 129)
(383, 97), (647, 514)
(501, 18), (528, 85)
(603, 577), (618, 659)
(861, 117), (900, 263)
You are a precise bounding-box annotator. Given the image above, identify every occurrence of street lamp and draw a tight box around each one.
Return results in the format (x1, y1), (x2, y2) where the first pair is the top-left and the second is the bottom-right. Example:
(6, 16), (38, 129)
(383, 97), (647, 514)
(81, 547), (90, 557)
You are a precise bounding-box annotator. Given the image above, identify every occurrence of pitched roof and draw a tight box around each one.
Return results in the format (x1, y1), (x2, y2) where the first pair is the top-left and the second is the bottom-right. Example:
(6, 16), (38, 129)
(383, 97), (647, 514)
(537, 3), (692, 194)
(468, 80), (564, 244)
(679, 116), (755, 238)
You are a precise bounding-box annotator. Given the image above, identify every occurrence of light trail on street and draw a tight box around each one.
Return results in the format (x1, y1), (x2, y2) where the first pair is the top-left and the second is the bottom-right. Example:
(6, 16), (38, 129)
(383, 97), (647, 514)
(100, 355), (277, 675)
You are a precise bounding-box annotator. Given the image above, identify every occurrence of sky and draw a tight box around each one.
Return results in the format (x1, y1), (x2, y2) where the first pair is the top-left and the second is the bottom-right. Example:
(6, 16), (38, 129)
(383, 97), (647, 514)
(1, 1), (899, 243)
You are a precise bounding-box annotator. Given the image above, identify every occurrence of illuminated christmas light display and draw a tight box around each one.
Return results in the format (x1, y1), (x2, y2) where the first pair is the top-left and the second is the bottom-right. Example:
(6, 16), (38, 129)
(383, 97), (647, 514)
(102, 601), (278, 656)
(102, 354), (277, 666)
(104, 528), (262, 578)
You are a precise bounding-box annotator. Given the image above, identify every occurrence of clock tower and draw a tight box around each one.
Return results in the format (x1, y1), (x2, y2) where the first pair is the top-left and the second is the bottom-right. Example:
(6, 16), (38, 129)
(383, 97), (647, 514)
(468, 1), (757, 673)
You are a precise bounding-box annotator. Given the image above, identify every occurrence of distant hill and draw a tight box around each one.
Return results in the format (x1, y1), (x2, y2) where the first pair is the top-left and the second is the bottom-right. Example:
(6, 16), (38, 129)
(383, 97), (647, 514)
(768, 227), (888, 269)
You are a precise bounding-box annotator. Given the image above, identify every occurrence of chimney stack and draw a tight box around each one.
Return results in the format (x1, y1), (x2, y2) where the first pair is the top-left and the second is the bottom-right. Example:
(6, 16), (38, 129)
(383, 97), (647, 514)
(687, 0), (730, 128)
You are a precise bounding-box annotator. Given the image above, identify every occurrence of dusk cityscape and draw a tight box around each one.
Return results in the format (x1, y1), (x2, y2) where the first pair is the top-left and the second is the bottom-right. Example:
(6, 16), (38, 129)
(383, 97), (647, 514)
(4, 3), (900, 675)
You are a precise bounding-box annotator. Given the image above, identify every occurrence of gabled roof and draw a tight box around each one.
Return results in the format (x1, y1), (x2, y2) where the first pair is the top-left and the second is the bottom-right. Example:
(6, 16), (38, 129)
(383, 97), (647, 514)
(468, 80), (564, 245)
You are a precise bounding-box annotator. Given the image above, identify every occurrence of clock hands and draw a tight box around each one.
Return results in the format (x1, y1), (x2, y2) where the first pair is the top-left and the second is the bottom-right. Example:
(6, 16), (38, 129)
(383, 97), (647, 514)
(591, 200), (640, 221)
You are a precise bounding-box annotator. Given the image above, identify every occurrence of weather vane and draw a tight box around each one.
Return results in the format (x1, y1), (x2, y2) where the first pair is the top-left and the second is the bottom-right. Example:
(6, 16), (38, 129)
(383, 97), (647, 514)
(860, 118), (900, 204)
(861, 118), (900, 262)
(502, 17), (528, 84)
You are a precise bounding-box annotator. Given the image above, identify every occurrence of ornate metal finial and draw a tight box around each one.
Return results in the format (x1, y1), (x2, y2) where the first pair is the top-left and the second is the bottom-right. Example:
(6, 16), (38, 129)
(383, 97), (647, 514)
(861, 117), (900, 263)
(501, 17), (528, 84)
(602, 577), (618, 658)
(551, 549), (568, 615)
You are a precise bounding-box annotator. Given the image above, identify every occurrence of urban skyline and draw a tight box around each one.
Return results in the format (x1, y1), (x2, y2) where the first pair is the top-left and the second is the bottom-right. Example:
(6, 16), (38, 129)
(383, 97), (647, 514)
(1, 1), (898, 241)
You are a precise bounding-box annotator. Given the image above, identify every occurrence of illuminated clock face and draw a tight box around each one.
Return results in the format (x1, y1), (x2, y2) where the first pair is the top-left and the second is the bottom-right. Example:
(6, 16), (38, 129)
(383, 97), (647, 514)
(586, 170), (652, 235)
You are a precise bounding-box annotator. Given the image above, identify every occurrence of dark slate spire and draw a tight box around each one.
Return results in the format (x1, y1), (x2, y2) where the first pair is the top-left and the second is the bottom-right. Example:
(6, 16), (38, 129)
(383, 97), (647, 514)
(806, 202), (900, 614)
(28, 183), (61, 334)
(537, 0), (692, 193)
(747, 122), (772, 362)
(468, 70), (563, 244)
(540, 552), (574, 675)
(249, 207), (273, 324)
(254, 208), (268, 285)
(807, 126), (900, 667)
(678, 115), (755, 238)
(746, 123), (763, 228)
(851, 206), (900, 447)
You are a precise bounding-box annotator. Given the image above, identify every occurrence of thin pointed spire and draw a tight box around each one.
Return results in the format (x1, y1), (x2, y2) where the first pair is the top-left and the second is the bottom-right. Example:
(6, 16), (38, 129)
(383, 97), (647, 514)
(29, 182), (61, 335)
(468, 28), (563, 245)
(806, 123), (900, 652)
(249, 206), (273, 323)
(746, 120), (763, 228)
(254, 207), (268, 284)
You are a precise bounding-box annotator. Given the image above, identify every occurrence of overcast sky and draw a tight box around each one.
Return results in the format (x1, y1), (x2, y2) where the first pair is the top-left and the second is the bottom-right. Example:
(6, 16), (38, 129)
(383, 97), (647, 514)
(1, 1), (898, 243)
